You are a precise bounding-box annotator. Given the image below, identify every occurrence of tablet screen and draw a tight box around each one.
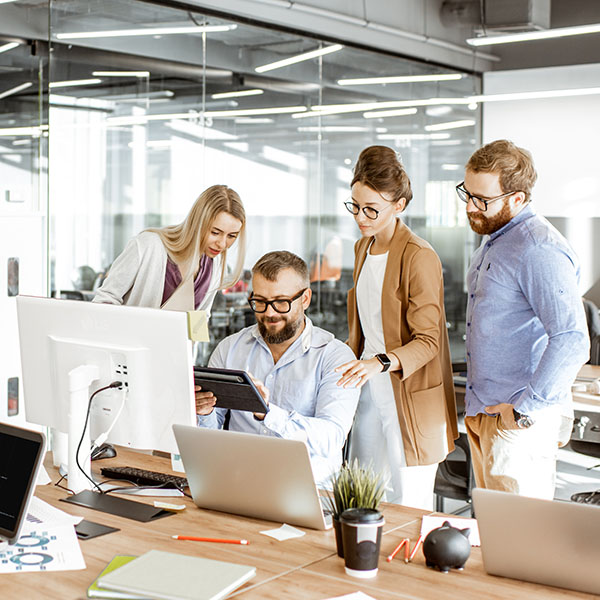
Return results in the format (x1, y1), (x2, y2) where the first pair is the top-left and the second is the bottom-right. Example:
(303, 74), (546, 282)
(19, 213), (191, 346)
(0, 424), (45, 543)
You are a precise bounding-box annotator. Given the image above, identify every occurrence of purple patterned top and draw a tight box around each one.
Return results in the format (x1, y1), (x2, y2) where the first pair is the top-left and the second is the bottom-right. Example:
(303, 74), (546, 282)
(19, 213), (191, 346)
(161, 254), (214, 309)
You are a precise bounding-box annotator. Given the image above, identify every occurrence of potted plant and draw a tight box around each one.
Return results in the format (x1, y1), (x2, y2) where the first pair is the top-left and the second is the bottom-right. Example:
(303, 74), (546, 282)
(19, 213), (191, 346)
(325, 459), (385, 557)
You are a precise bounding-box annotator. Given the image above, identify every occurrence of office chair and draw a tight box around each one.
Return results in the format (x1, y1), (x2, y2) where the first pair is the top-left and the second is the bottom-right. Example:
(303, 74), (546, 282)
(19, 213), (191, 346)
(434, 433), (473, 516)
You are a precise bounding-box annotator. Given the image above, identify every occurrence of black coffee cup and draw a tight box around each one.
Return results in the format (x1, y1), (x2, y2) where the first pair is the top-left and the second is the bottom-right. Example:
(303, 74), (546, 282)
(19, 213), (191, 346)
(340, 508), (385, 578)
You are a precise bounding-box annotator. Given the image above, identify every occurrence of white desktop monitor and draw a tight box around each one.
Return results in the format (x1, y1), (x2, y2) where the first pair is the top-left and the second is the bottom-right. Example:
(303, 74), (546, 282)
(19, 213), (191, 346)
(16, 296), (196, 455)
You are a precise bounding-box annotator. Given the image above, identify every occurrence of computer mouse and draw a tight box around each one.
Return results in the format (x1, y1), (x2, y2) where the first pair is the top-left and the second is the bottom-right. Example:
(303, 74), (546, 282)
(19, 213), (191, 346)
(91, 443), (117, 461)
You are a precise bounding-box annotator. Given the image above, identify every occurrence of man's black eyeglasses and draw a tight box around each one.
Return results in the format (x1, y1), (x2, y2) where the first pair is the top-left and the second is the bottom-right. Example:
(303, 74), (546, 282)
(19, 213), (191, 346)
(248, 288), (307, 314)
(455, 182), (519, 212)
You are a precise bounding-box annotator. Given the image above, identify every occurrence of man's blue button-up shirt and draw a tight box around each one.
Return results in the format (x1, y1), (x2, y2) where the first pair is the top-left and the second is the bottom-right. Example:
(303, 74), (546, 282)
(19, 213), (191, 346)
(465, 205), (589, 418)
(197, 318), (359, 485)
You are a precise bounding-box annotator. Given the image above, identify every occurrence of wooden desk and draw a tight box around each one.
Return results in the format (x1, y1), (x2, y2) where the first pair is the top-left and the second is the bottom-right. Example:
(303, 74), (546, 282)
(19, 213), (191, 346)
(7, 448), (596, 599)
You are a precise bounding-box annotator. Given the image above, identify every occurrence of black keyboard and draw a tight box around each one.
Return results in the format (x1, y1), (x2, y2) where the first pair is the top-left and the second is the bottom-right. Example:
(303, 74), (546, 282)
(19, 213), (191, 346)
(100, 466), (188, 489)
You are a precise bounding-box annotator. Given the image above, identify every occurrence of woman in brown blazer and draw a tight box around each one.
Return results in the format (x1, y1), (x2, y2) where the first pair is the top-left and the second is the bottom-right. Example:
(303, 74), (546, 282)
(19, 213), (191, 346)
(336, 146), (458, 509)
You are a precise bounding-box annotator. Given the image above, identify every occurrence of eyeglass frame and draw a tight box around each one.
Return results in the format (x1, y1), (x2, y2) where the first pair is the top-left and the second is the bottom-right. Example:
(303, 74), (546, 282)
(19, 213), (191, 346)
(344, 198), (395, 221)
(455, 181), (520, 212)
(247, 288), (307, 314)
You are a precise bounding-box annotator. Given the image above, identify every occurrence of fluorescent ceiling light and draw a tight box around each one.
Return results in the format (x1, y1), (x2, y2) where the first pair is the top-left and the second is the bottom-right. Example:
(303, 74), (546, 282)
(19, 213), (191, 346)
(425, 119), (475, 131)
(0, 0), (19, 3)
(56, 24), (237, 40)
(49, 78), (102, 89)
(467, 22), (600, 46)
(255, 44), (343, 73)
(431, 139), (462, 146)
(107, 106), (305, 125)
(205, 106), (307, 118)
(377, 133), (450, 141)
(0, 125), (47, 137)
(338, 73), (462, 86)
(211, 89), (263, 99)
(297, 126), (369, 133)
(471, 88), (600, 102)
(442, 164), (461, 171)
(0, 81), (32, 100)
(292, 97), (469, 119)
(363, 107), (418, 119)
(92, 71), (149, 77)
(234, 117), (274, 124)
(0, 42), (20, 54)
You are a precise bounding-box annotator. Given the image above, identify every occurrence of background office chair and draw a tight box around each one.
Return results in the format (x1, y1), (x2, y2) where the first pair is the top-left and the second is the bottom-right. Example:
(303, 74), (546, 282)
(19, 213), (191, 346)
(434, 432), (473, 516)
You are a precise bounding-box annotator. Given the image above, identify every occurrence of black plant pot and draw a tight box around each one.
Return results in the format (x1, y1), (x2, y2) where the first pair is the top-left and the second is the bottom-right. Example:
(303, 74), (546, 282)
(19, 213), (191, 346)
(333, 516), (344, 558)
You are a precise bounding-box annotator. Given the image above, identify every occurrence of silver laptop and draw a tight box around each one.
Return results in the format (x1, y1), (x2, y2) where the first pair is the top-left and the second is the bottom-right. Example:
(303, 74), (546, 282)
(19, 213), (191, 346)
(473, 488), (600, 595)
(172, 425), (331, 530)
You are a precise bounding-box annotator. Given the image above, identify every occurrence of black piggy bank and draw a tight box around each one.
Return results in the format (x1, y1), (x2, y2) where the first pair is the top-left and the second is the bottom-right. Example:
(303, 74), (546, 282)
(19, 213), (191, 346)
(422, 521), (471, 573)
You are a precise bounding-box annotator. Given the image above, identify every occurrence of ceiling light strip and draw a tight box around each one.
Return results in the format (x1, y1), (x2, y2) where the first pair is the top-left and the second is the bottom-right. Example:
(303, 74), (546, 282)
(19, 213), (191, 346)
(92, 71), (150, 77)
(255, 44), (343, 73)
(0, 42), (20, 54)
(467, 23), (600, 46)
(211, 89), (264, 99)
(0, 81), (32, 100)
(363, 107), (418, 119)
(56, 24), (237, 40)
(338, 74), (463, 86)
(49, 78), (102, 89)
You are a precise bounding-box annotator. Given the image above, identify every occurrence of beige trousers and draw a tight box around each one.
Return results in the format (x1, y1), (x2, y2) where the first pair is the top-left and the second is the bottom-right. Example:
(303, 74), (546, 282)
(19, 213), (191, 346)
(465, 411), (572, 500)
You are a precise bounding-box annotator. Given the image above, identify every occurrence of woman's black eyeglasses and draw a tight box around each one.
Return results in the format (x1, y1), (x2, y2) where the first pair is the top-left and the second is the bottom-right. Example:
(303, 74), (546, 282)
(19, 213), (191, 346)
(344, 200), (393, 220)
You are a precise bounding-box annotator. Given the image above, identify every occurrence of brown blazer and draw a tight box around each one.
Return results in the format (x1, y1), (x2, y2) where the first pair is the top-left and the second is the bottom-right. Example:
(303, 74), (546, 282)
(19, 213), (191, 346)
(347, 220), (458, 466)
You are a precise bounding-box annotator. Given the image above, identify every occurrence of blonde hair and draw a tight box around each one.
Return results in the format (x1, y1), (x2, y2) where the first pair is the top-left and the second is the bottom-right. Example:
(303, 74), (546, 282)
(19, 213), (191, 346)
(466, 139), (537, 202)
(147, 185), (246, 289)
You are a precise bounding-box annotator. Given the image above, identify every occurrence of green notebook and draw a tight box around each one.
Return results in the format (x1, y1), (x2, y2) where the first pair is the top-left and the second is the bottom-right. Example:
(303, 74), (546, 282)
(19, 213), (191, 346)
(88, 555), (149, 599)
(96, 550), (256, 600)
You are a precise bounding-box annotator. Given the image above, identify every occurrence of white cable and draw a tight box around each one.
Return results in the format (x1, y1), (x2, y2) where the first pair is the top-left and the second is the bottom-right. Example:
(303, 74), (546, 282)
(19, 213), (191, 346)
(84, 386), (128, 464)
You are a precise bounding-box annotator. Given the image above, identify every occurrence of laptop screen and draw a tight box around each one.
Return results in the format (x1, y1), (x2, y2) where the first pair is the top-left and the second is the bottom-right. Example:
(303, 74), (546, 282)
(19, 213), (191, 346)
(0, 424), (45, 543)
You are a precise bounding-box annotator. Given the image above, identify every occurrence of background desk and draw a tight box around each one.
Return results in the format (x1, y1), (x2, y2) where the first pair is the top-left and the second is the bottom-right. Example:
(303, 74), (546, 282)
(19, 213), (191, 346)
(6, 448), (595, 599)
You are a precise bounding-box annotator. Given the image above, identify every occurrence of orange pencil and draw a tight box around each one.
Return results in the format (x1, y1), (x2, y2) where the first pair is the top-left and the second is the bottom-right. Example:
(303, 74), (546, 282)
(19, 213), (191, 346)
(386, 538), (408, 562)
(172, 535), (249, 545)
(408, 535), (423, 562)
(404, 537), (411, 563)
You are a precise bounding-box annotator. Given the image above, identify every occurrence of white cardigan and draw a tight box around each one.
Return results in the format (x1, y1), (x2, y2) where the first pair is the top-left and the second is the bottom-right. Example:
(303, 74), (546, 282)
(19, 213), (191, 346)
(93, 231), (222, 316)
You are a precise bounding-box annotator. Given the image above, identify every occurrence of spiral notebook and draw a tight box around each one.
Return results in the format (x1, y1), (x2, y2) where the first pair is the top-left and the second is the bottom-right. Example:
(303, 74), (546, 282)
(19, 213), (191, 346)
(97, 550), (256, 600)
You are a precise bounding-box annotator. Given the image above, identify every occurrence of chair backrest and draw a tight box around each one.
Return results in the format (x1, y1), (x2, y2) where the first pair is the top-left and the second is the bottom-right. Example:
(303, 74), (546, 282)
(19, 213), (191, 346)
(590, 334), (600, 366)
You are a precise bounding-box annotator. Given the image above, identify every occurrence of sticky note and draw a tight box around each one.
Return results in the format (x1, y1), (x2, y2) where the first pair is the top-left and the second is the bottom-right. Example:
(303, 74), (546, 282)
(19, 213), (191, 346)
(187, 310), (209, 342)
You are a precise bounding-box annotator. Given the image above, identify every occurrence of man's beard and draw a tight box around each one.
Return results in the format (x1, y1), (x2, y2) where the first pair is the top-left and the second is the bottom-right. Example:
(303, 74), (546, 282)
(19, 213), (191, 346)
(467, 200), (515, 235)
(257, 314), (303, 344)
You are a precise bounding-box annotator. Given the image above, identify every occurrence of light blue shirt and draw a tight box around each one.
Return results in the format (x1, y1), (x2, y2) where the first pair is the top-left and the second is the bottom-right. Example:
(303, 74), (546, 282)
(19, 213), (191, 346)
(465, 205), (589, 419)
(197, 318), (359, 485)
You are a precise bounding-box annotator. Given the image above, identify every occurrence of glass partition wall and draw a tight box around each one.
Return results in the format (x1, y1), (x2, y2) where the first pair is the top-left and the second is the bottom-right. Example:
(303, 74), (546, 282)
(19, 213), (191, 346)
(41, 0), (480, 362)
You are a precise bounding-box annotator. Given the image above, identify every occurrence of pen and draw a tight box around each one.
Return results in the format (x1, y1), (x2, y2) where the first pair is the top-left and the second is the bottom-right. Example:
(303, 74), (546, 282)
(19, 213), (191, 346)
(386, 538), (409, 562)
(172, 535), (249, 545)
(408, 535), (423, 562)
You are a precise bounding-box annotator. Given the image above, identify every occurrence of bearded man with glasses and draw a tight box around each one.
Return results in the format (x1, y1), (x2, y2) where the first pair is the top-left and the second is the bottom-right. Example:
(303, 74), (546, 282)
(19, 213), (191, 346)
(462, 139), (589, 500)
(195, 250), (359, 485)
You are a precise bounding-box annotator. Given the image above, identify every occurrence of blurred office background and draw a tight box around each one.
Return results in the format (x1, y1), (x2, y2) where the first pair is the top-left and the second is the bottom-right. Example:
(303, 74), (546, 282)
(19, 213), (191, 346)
(1, 0), (599, 423)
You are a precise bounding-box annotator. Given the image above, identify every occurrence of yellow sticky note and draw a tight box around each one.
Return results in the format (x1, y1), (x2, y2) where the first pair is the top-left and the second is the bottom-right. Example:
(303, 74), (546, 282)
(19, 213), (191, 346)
(187, 310), (209, 342)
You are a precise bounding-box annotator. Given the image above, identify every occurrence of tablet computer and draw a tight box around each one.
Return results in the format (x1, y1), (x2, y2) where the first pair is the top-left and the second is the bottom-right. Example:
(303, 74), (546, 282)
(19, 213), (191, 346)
(0, 423), (46, 544)
(193, 367), (269, 414)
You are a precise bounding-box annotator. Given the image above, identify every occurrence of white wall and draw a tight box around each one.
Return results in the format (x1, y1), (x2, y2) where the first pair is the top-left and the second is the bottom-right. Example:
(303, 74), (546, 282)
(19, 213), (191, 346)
(482, 63), (600, 300)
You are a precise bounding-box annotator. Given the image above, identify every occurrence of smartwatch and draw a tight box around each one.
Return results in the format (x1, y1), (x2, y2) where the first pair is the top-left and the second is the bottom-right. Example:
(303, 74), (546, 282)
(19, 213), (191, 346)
(513, 409), (534, 429)
(375, 353), (392, 373)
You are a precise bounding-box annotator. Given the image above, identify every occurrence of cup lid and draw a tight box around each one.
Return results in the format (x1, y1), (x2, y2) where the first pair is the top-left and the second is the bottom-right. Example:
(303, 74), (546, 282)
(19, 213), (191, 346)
(340, 508), (383, 523)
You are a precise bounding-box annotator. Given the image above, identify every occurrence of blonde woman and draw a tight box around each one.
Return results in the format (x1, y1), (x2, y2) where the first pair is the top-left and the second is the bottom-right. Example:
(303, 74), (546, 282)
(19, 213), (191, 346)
(93, 184), (246, 314)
